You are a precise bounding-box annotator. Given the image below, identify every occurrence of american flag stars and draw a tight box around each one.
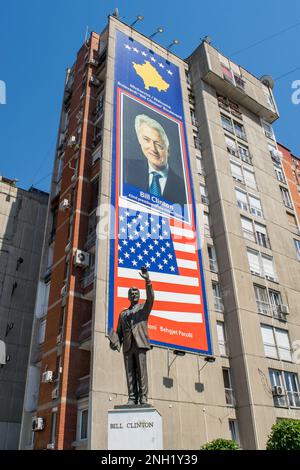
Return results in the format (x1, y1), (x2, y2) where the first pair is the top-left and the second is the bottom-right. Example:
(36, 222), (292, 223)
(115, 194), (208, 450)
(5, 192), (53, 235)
(117, 208), (178, 275)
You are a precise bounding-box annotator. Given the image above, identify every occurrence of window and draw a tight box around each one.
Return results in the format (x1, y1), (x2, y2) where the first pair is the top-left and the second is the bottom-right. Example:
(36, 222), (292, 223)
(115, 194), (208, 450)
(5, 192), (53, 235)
(204, 212), (211, 237)
(231, 163), (256, 188)
(255, 222), (270, 249)
(243, 168), (256, 189)
(287, 212), (297, 227)
(235, 188), (264, 217)
(225, 136), (238, 156)
(77, 408), (88, 441)
(229, 420), (240, 447)
(200, 185), (209, 205)
(230, 161), (243, 183)
(196, 156), (204, 175)
(261, 325), (292, 361)
(247, 249), (277, 281)
(247, 249), (262, 276)
(294, 239), (300, 261)
(249, 194), (263, 217)
(241, 216), (255, 242)
(208, 245), (218, 272)
(262, 120), (275, 140)
(234, 121), (247, 141)
(38, 319), (47, 344)
(217, 322), (228, 357)
(254, 285), (271, 315)
(235, 188), (248, 211)
(280, 187), (293, 209)
(50, 411), (57, 445)
(238, 143), (251, 164)
(222, 369), (234, 406)
(212, 282), (223, 312)
(274, 165), (286, 183)
(269, 369), (300, 408)
(261, 254), (277, 281)
(221, 114), (234, 134)
(254, 285), (283, 319)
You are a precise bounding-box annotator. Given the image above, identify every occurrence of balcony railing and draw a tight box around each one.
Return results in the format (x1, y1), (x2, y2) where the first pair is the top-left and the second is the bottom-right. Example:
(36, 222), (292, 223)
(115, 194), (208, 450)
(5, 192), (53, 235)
(85, 231), (96, 251)
(81, 270), (95, 289)
(256, 299), (272, 316)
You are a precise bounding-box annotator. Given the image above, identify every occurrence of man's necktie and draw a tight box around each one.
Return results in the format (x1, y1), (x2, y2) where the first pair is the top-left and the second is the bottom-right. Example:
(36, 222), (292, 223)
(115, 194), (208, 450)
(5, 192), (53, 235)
(150, 172), (162, 197)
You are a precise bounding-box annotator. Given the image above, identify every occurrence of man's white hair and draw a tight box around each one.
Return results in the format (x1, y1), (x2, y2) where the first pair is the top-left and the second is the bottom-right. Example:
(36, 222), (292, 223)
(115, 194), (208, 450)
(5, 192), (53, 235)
(135, 114), (169, 149)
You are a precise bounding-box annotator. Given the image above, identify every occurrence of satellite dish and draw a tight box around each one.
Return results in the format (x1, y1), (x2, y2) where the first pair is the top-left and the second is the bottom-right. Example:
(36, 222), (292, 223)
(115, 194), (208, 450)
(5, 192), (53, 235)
(260, 75), (274, 89)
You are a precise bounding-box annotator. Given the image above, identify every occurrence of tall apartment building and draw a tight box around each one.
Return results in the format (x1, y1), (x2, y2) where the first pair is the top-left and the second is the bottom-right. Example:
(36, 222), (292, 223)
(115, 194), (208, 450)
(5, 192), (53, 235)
(19, 15), (300, 450)
(0, 176), (48, 449)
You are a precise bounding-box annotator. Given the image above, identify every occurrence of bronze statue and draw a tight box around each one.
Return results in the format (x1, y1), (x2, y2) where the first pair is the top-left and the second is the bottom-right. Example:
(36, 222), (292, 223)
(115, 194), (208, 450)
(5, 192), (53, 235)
(109, 267), (154, 406)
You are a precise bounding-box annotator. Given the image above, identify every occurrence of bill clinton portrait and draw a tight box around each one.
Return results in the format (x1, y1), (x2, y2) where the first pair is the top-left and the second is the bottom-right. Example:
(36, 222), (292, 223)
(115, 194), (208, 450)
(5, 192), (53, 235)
(123, 113), (187, 207)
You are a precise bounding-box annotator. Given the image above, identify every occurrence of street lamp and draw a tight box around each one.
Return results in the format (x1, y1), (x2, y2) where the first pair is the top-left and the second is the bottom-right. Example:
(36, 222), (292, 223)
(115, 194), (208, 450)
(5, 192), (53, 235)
(149, 27), (164, 39)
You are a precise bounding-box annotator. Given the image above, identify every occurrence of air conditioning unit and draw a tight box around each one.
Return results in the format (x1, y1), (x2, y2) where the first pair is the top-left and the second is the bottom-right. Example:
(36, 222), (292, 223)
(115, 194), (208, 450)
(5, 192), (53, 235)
(59, 198), (70, 211)
(74, 249), (90, 268)
(51, 387), (59, 400)
(272, 385), (285, 397)
(279, 304), (290, 315)
(68, 135), (77, 146)
(61, 284), (67, 297)
(46, 443), (55, 450)
(32, 417), (45, 431)
(89, 76), (100, 86)
(42, 371), (53, 383)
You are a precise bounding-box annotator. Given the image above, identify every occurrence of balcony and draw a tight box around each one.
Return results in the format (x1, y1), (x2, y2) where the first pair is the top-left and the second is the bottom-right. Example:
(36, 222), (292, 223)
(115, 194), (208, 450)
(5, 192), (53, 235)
(195, 42), (279, 122)
(81, 270), (95, 289)
(79, 320), (92, 351)
(76, 375), (90, 399)
(85, 231), (96, 251)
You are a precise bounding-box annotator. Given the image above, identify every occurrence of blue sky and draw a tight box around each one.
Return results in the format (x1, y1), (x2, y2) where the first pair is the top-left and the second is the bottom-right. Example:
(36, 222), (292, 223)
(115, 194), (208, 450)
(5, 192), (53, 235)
(0, 0), (299, 192)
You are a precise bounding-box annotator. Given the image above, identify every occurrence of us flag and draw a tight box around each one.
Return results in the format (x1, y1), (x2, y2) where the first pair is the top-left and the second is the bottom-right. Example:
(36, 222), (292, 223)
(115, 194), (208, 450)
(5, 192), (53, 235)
(112, 204), (209, 353)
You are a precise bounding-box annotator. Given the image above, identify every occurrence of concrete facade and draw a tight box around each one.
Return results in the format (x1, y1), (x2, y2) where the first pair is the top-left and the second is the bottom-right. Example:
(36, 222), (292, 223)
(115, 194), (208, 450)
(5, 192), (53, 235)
(20, 16), (300, 450)
(0, 177), (48, 449)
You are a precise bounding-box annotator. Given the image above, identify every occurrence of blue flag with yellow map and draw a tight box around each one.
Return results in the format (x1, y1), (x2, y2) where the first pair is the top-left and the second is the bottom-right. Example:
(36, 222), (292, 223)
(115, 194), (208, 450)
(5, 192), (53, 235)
(114, 30), (183, 118)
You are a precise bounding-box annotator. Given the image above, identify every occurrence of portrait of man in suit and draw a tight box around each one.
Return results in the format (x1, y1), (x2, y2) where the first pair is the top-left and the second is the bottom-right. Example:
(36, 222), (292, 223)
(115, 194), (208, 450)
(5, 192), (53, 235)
(124, 113), (187, 207)
(109, 267), (154, 406)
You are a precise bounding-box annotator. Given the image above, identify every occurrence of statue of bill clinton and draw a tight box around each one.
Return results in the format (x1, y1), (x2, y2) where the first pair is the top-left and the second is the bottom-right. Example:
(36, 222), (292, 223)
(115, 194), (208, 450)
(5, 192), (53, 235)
(109, 267), (154, 406)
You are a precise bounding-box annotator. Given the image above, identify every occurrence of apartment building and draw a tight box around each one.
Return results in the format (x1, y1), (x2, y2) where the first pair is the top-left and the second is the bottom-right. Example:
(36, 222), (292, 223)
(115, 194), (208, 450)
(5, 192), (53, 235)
(19, 15), (300, 450)
(0, 176), (48, 449)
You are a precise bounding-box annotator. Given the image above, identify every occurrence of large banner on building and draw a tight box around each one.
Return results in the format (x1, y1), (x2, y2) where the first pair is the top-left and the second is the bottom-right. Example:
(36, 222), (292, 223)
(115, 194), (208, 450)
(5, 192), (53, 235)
(108, 29), (212, 354)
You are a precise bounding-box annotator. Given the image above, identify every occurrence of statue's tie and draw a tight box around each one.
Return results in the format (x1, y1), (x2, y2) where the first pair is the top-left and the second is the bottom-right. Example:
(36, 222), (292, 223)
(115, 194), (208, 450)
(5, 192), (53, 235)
(150, 172), (162, 197)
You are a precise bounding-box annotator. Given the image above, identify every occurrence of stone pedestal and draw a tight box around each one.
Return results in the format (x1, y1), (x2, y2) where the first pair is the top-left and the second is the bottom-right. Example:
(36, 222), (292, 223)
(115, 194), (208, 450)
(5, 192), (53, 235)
(108, 406), (163, 450)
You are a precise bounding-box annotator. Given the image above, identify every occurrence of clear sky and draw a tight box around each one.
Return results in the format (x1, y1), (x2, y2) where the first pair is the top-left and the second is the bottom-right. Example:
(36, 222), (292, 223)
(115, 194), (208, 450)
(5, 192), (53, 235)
(0, 0), (299, 192)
